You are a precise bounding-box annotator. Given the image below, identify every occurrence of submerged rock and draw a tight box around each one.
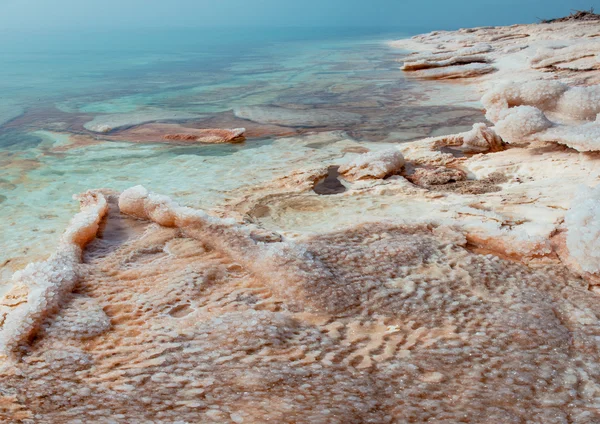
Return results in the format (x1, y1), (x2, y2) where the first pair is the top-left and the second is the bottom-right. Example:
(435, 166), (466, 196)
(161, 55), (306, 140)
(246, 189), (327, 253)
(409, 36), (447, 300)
(234, 105), (363, 128)
(84, 110), (199, 133)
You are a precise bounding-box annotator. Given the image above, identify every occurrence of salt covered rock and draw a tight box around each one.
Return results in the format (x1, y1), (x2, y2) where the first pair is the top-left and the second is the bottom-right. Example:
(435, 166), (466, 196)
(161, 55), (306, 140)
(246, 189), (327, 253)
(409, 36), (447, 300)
(408, 63), (496, 80)
(338, 149), (405, 181)
(401, 55), (490, 71)
(530, 42), (600, 69)
(456, 123), (504, 153)
(162, 128), (246, 143)
(555, 85), (600, 121)
(481, 80), (568, 122)
(493, 106), (552, 143)
(482, 81), (600, 150)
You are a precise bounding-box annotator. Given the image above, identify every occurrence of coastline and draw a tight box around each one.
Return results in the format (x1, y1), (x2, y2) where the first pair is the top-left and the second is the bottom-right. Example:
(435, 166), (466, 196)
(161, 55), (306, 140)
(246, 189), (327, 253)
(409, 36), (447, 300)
(1, 19), (600, 422)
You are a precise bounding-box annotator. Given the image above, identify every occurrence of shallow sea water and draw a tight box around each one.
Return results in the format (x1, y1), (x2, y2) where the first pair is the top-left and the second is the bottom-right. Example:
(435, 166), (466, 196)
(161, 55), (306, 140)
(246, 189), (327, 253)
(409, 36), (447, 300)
(0, 27), (483, 283)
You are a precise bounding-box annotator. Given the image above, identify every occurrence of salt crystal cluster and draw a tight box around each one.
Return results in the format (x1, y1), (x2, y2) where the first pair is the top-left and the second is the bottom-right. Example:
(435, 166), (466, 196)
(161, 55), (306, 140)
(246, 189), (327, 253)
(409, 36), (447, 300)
(493, 105), (552, 141)
(445, 122), (504, 153)
(338, 149), (404, 181)
(0, 191), (108, 357)
(482, 80), (600, 151)
(481, 80), (568, 122)
(564, 184), (600, 274)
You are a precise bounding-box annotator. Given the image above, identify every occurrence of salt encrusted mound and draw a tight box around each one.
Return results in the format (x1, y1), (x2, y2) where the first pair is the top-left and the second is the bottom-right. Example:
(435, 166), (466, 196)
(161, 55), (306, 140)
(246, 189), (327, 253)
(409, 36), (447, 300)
(565, 184), (600, 274)
(0, 191), (108, 357)
(481, 80), (568, 122)
(338, 149), (405, 181)
(555, 85), (600, 121)
(401, 55), (490, 71)
(460, 123), (503, 152)
(494, 106), (553, 142)
(162, 128), (246, 143)
(440, 123), (504, 153)
(482, 81), (600, 151)
(407, 63), (496, 80)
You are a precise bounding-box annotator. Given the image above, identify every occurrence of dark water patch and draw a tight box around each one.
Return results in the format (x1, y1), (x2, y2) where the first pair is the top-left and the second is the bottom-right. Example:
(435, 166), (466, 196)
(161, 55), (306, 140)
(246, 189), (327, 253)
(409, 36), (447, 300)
(167, 138), (273, 157)
(0, 194), (6, 204)
(0, 129), (44, 151)
(314, 166), (347, 195)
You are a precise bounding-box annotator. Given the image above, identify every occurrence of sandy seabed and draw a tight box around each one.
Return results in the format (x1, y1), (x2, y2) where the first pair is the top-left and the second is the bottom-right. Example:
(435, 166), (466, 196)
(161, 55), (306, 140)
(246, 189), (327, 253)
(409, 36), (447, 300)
(1, 19), (600, 423)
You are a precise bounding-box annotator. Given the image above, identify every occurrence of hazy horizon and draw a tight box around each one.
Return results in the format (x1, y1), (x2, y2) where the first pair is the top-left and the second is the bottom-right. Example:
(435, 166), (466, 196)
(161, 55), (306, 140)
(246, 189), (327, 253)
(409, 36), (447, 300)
(2, 0), (599, 33)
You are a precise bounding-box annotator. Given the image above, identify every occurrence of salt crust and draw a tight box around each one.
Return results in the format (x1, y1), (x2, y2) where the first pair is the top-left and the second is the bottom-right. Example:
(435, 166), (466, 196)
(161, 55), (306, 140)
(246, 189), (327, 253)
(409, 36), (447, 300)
(482, 81), (600, 151)
(0, 191), (108, 357)
(565, 184), (600, 274)
(3, 188), (600, 422)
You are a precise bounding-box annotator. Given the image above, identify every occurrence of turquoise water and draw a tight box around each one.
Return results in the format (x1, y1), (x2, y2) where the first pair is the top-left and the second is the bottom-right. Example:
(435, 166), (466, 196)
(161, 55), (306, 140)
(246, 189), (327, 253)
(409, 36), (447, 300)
(0, 27), (482, 282)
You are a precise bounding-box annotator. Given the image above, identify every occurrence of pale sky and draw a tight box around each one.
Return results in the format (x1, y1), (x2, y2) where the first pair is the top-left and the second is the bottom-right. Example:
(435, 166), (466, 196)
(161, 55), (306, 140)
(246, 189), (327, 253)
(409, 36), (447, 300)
(1, 0), (599, 31)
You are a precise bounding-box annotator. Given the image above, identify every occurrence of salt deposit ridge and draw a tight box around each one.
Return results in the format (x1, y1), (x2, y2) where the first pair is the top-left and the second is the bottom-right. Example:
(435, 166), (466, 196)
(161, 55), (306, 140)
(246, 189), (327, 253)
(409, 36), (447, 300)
(1, 19), (600, 423)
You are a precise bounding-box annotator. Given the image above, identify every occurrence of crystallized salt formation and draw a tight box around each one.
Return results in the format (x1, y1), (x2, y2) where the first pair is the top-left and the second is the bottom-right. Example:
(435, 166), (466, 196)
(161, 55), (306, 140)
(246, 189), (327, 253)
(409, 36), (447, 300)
(482, 81), (600, 151)
(0, 191), (108, 358)
(2, 188), (600, 422)
(565, 184), (600, 274)
(433, 122), (504, 153)
(493, 105), (553, 142)
(338, 149), (404, 181)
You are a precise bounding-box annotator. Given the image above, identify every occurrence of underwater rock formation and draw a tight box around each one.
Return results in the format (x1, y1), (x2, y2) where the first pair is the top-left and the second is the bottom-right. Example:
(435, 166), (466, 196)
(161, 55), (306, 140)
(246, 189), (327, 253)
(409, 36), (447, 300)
(401, 55), (490, 71)
(234, 105), (363, 128)
(400, 43), (495, 79)
(406, 63), (496, 80)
